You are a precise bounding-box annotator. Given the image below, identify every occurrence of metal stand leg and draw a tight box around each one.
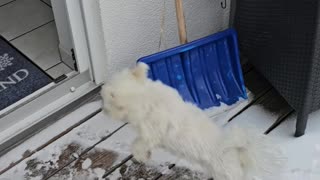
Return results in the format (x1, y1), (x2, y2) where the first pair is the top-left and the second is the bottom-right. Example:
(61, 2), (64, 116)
(295, 110), (309, 137)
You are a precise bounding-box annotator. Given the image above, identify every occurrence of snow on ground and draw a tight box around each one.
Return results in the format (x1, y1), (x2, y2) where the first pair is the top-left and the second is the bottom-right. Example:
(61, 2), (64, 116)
(0, 100), (102, 172)
(1, 88), (320, 179)
(270, 110), (320, 180)
(97, 125), (180, 179)
(81, 158), (92, 170)
(228, 94), (320, 180)
(204, 89), (254, 126)
(1, 112), (124, 180)
(159, 158), (210, 180)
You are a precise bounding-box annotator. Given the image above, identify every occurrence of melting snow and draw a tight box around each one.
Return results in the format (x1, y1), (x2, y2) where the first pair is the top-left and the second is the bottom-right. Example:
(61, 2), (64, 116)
(81, 158), (92, 170)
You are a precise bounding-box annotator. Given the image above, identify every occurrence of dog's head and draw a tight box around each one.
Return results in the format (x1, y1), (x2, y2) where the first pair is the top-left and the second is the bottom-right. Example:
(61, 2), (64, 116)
(101, 63), (149, 122)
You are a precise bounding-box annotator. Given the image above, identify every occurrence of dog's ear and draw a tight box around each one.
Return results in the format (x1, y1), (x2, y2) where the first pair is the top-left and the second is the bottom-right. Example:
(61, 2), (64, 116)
(131, 63), (149, 82)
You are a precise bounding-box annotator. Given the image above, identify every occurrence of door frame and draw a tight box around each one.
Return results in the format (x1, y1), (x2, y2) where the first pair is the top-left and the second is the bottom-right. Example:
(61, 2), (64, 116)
(79, 0), (108, 85)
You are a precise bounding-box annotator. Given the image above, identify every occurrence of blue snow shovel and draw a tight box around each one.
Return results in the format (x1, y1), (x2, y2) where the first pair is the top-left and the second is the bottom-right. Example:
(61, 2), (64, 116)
(138, 0), (247, 109)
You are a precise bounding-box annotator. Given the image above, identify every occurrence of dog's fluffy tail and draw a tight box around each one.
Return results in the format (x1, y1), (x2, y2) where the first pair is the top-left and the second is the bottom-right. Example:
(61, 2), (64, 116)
(222, 126), (287, 180)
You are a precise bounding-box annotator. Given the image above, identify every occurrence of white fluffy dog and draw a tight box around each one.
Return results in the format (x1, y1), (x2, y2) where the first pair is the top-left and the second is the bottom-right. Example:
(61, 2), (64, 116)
(101, 63), (286, 180)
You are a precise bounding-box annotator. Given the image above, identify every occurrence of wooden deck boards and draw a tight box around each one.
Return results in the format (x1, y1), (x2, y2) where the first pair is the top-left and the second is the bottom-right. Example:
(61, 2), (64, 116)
(0, 68), (306, 180)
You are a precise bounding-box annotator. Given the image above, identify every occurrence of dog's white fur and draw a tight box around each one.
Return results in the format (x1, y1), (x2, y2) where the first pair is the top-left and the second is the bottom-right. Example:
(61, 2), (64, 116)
(101, 63), (286, 180)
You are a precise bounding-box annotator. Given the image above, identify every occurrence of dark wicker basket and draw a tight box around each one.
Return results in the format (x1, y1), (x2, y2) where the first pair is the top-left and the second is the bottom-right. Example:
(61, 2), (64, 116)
(234, 0), (320, 136)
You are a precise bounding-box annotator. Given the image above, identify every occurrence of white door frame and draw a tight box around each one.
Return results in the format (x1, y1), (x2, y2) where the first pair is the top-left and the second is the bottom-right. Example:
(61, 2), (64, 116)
(79, 0), (108, 85)
(0, 0), (101, 153)
(65, 0), (93, 75)
(0, 0), (95, 116)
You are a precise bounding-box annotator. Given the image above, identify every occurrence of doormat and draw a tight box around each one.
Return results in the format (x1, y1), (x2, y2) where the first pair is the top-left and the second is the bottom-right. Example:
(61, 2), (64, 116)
(0, 36), (53, 111)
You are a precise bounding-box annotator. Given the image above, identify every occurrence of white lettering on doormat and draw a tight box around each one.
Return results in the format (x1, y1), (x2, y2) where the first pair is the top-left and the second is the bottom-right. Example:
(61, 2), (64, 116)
(0, 53), (14, 71)
(0, 69), (30, 92)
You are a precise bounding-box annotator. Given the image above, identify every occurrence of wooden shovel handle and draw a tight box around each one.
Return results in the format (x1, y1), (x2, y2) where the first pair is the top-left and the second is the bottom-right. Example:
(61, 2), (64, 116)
(175, 0), (188, 44)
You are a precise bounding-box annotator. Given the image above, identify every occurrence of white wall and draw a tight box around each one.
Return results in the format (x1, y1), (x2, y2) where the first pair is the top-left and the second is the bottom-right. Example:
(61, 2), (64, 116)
(99, 0), (230, 81)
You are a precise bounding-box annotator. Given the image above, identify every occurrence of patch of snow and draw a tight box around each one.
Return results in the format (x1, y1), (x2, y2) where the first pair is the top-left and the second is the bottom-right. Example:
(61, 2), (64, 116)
(93, 168), (106, 178)
(82, 158), (92, 170)
(205, 90), (254, 127)
(1, 112), (124, 179)
(227, 104), (279, 131)
(268, 108), (320, 180)
(282, 169), (320, 180)
(72, 153), (79, 159)
(69, 170), (105, 180)
(106, 167), (122, 179)
(161, 167), (173, 175)
(204, 98), (247, 118)
(0, 100), (102, 172)
(96, 125), (135, 155)
(204, 90), (252, 117)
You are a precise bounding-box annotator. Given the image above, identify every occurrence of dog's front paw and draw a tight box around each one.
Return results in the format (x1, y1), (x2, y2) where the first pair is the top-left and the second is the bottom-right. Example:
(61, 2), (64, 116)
(133, 149), (151, 163)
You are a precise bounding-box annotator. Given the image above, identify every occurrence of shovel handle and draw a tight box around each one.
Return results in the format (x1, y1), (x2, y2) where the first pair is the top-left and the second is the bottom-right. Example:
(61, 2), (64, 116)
(175, 0), (188, 44)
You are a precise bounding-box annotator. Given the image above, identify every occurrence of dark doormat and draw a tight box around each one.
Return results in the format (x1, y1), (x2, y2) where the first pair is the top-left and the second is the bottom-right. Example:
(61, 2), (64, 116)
(0, 36), (53, 111)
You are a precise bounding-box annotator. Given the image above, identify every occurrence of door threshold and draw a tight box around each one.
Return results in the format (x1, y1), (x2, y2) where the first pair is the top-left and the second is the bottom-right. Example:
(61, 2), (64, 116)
(0, 72), (101, 154)
(0, 82), (101, 155)
(0, 71), (78, 118)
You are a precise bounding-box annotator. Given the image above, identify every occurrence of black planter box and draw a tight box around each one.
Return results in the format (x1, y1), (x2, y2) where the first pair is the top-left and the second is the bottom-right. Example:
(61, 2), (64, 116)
(235, 0), (320, 136)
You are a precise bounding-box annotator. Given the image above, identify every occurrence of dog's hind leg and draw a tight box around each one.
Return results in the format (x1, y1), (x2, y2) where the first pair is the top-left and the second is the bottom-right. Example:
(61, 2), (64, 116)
(206, 154), (244, 180)
(132, 137), (159, 163)
(132, 138), (151, 163)
(220, 149), (245, 180)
